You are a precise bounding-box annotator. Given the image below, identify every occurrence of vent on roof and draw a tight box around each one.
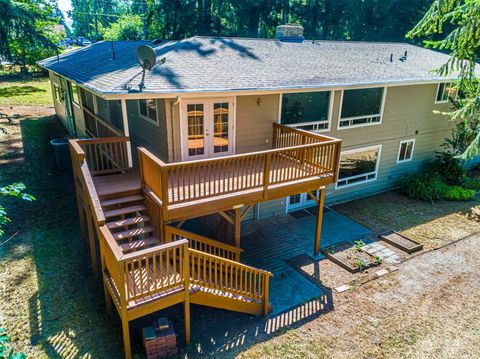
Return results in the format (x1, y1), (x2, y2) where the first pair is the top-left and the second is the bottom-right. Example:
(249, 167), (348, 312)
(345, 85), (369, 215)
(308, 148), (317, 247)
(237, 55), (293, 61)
(275, 24), (304, 43)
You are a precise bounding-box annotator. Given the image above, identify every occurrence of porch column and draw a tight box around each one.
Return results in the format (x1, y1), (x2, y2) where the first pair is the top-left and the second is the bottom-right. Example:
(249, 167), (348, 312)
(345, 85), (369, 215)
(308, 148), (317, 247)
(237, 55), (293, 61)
(234, 207), (241, 249)
(314, 187), (325, 256)
(121, 99), (133, 167)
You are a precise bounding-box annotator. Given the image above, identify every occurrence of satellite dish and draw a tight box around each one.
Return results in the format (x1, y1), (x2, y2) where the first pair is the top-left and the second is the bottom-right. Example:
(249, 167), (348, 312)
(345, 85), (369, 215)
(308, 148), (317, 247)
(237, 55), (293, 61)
(135, 45), (157, 70)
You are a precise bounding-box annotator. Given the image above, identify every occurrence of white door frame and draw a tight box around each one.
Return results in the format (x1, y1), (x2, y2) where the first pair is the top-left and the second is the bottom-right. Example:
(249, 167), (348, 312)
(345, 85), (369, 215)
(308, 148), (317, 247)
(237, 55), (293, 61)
(286, 191), (319, 212)
(180, 97), (236, 161)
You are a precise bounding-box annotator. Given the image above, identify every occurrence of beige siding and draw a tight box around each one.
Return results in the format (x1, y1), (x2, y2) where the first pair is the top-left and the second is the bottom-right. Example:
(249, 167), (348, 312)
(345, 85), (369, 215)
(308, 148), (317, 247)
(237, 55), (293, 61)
(258, 83), (455, 215)
(235, 94), (279, 154)
(126, 99), (169, 162)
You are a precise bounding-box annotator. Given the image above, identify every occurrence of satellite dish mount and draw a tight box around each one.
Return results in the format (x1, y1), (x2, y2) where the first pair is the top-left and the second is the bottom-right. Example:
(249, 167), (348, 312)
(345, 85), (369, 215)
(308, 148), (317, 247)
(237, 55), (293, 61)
(135, 45), (157, 91)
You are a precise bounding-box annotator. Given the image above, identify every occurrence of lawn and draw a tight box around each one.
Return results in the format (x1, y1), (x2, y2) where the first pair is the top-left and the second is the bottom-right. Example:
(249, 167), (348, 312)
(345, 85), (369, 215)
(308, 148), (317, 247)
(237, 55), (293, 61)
(0, 76), (52, 107)
(0, 112), (122, 358)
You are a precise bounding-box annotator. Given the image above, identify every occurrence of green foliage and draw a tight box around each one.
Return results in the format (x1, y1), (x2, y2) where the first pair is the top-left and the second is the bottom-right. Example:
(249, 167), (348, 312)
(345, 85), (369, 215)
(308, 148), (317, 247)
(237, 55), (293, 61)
(401, 152), (477, 202)
(407, 0), (480, 159)
(442, 186), (476, 201)
(0, 0), (61, 69)
(354, 240), (366, 252)
(70, 0), (432, 42)
(103, 15), (143, 41)
(0, 183), (35, 237)
(0, 328), (26, 359)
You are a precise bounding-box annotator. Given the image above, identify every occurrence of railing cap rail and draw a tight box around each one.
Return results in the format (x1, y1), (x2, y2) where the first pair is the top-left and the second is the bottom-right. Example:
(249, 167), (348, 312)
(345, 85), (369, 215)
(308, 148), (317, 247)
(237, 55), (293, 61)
(120, 239), (189, 262)
(189, 248), (273, 277)
(166, 225), (243, 254)
(75, 137), (130, 145)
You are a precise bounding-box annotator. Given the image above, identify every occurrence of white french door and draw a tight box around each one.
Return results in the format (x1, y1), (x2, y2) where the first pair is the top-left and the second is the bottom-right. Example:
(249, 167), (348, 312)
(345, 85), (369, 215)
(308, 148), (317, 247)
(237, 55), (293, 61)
(287, 190), (319, 212)
(181, 98), (235, 160)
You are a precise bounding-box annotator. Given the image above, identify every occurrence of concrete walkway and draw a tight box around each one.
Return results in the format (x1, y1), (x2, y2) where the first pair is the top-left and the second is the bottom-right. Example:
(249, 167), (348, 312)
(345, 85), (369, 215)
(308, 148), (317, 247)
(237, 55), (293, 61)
(240, 209), (371, 314)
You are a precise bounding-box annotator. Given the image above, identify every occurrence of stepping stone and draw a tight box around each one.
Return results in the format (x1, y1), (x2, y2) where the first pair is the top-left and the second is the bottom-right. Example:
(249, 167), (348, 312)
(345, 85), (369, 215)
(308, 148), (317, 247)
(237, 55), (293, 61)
(335, 284), (351, 293)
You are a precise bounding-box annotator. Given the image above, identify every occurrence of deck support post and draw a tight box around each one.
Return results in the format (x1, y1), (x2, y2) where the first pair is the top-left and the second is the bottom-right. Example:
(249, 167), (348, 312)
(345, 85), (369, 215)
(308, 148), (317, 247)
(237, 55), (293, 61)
(184, 299), (191, 345)
(121, 318), (131, 359)
(86, 207), (98, 273)
(234, 207), (241, 249)
(313, 188), (325, 256)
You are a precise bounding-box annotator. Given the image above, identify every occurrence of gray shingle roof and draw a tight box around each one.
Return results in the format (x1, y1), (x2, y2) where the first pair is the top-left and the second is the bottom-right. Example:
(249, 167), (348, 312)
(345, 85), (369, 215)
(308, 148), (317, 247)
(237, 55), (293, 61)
(38, 37), (457, 96)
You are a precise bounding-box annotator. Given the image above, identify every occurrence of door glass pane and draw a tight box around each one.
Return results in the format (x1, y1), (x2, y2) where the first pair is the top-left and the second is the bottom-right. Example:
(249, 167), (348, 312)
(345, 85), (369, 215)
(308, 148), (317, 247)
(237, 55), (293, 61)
(289, 194), (301, 206)
(187, 104), (204, 156)
(213, 103), (229, 153)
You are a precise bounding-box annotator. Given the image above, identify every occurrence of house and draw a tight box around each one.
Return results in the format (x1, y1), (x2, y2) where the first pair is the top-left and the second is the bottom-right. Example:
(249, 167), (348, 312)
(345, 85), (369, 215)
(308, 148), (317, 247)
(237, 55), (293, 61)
(38, 25), (457, 358)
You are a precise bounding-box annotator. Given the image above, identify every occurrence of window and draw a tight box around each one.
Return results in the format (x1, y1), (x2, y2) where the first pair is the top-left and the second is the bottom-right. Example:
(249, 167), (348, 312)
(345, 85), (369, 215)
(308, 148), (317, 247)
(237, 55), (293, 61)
(280, 91), (331, 131)
(80, 89), (94, 112)
(338, 87), (385, 129)
(53, 83), (63, 103)
(139, 99), (158, 125)
(397, 139), (415, 163)
(70, 82), (80, 106)
(337, 145), (381, 188)
(435, 82), (456, 103)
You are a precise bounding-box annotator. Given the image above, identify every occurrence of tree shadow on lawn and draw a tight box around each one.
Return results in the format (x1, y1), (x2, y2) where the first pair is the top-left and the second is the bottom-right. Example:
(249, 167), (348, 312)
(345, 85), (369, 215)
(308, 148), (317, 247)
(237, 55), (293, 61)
(0, 115), (122, 358)
(0, 85), (46, 98)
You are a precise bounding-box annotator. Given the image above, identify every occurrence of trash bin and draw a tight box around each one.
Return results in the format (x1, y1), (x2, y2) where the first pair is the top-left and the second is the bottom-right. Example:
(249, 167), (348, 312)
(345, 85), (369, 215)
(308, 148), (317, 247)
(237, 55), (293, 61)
(50, 138), (72, 170)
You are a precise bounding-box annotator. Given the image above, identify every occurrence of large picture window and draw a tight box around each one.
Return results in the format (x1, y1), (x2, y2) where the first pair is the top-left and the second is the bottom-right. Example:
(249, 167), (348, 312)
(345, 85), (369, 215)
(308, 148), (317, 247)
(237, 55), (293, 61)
(138, 99), (158, 125)
(337, 145), (381, 188)
(339, 87), (385, 129)
(280, 91), (331, 131)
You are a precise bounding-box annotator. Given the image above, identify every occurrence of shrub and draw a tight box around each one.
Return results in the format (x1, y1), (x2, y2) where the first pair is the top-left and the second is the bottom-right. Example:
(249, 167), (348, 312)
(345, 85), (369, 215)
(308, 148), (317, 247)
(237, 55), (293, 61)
(427, 152), (467, 186)
(442, 186), (476, 201)
(401, 172), (446, 201)
(462, 176), (480, 190)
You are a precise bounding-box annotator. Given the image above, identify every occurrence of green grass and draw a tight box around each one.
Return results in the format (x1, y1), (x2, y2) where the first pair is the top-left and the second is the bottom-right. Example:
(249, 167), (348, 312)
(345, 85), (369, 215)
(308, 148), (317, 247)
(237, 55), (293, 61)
(0, 77), (52, 106)
(0, 115), (123, 358)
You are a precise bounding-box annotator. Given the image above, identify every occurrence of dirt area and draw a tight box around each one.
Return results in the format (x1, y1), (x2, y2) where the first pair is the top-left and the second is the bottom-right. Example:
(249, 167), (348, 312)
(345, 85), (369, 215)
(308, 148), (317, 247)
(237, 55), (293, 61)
(333, 191), (480, 250)
(239, 233), (480, 358)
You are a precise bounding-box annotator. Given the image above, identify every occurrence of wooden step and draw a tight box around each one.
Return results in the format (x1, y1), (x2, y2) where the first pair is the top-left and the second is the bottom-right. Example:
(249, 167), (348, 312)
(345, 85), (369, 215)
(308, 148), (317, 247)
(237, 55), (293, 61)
(119, 236), (161, 253)
(104, 204), (146, 218)
(106, 215), (151, 230)
(113, 226), (154, 240)
(101, 194), (143, 208)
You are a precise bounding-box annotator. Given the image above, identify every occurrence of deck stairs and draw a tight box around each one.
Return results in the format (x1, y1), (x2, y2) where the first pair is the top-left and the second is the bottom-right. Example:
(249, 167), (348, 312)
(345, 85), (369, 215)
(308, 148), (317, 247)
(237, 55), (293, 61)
(97, 180), (272, 316)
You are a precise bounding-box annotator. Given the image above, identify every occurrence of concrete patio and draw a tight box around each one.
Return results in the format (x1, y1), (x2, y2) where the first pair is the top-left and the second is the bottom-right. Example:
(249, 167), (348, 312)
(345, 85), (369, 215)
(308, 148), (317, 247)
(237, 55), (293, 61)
(240, 208), (372, 314)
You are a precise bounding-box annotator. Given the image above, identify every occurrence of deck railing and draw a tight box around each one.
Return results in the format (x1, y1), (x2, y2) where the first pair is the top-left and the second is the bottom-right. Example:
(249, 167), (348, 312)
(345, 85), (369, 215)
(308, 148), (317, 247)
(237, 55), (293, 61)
(165, 225), (243, 261)
(99, 224), (190, 306)
(84, 107), (124, 138)
(189, 248), (272, 314)
(74, 137), (130, 176)
(138, 123), (341, 213)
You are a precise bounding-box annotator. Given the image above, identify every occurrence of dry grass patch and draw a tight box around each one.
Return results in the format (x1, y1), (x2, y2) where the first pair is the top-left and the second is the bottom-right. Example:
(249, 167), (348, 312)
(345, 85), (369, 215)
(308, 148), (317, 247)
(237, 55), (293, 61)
(333, 192), (480, 250)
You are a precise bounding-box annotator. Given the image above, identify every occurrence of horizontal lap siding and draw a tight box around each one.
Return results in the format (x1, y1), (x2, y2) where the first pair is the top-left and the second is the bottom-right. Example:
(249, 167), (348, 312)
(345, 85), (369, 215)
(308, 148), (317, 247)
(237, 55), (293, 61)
(235, 94), (279, 154)
(127, 99), (169, 162)
(258, 83), (455, 216)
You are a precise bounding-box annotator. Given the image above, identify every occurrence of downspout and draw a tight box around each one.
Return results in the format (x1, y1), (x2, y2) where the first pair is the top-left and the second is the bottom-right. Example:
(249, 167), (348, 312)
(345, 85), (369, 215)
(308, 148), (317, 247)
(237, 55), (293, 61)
(170, 97), (180, 162)
(121, 99), (133, 167)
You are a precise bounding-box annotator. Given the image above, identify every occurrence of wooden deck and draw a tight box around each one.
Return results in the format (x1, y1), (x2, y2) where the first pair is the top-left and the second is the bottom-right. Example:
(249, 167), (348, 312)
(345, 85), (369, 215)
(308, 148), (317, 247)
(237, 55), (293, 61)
(68, 124), (341, 359)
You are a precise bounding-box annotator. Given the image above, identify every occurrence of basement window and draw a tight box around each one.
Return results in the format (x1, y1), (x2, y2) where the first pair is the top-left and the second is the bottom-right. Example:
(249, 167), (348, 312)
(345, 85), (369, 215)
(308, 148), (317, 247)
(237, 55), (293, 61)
(139, 99), (158, 125)
(338, 87), (385, 129)
(397, 139), (415, 163)
(337, 145), (382, 188)
(280, 91), (331, 131)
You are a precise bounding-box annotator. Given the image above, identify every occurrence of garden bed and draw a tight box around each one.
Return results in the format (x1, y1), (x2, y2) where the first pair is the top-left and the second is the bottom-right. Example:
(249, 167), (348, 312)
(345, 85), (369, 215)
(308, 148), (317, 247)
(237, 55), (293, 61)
(321, 241), (381, 273)
(379, 231), (423, 254)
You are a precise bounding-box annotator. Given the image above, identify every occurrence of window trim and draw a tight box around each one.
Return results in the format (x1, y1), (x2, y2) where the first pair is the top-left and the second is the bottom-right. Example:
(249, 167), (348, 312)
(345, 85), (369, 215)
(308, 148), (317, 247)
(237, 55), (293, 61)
(335, 144), (382, 189)
(53, 83), (63, 104)
(70, 82), (80, 108)
(337, 87), (387, 130)
(435, 82), (457, 104)
(138, 98), (159, 126)
(277, 91), (334, 133)
(396, 139), (415, 164)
